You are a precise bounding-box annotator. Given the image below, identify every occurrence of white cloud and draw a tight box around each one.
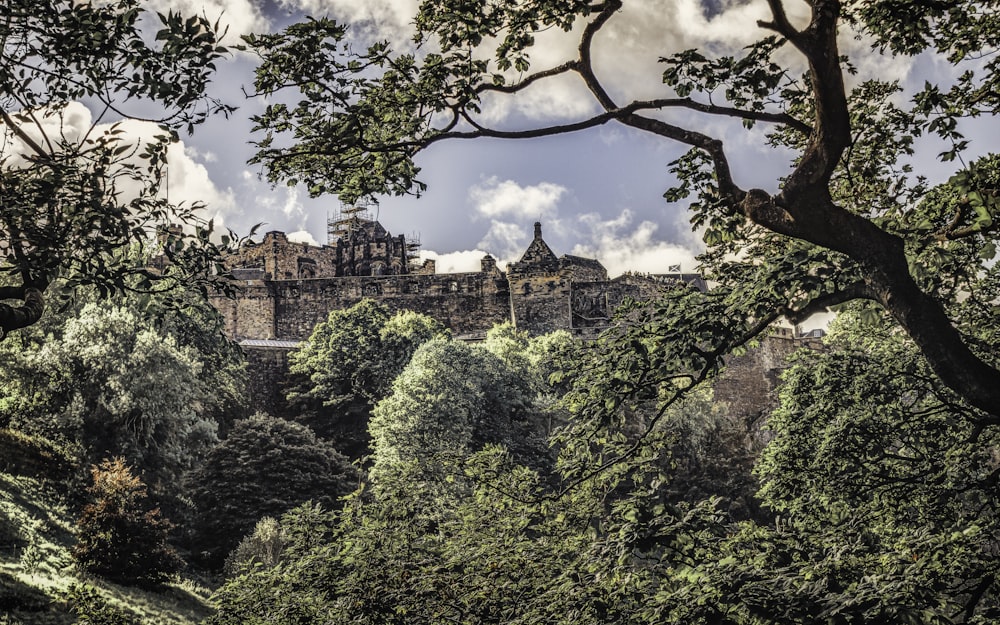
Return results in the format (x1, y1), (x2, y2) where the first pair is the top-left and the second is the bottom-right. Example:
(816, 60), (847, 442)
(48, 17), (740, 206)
(419, 249), (489, 274)
(0, 101), (93, 167)
(280, 186), (305, 218)
(279, 0), (420, 42)
(570, 209), (699, 277)
(469, 177), (567, 220)
(477, 220), (530, 264)
(1, 103), (239, 235)
(287, 229), (319, 246)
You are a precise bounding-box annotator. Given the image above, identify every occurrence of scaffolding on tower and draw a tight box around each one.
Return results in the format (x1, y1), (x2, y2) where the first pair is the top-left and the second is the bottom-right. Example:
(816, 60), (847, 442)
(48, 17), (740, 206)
(327, 199), (375, 244)
(406, 231), (421, 268)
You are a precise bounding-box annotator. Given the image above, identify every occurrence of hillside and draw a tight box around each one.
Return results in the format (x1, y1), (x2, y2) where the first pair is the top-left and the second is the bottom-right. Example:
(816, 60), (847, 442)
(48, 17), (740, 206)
(0, 433), (214, 625)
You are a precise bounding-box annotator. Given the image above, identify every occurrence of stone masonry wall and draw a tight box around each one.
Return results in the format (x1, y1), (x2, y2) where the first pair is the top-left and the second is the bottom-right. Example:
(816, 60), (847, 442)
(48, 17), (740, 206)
(238, 231), (340, 280)
(508, 271), (571, 335)
(243, 346), (294, 419)
(713, 332), (824, 429)
(271, 270), (510, 340)
(214, 282), (276, 340)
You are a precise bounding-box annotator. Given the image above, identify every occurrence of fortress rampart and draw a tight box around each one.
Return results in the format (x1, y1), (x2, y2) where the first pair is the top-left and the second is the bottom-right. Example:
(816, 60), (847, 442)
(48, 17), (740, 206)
(212, 216), (821, 419)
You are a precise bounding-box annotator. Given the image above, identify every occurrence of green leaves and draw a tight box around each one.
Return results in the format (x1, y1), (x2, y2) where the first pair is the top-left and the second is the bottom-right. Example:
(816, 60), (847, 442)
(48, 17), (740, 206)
(0, 0), (236, 335)
(661, 37), (789, 113)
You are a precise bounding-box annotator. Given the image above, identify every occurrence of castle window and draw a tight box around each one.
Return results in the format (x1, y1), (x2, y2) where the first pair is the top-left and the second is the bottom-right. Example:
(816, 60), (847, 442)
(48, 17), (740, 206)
(363, 283), (382, 296)
(297, 258), (317, 279)
(449, 281), (459, 292)
(406, 281), (420, 294)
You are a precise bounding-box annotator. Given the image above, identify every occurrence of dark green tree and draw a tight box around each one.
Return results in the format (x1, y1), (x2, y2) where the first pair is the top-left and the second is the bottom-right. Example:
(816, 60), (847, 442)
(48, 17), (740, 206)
(285, 300), (447, 457)
(244, 0), (1000, 418)
(186, 413), (358, 567)
(0, 0), (238, 337)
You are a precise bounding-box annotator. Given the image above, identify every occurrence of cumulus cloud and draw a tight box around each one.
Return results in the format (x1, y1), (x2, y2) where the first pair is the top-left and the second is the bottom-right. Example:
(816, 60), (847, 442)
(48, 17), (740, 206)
(469, 177), (567, 220)
(0, 101), (92, 167)
(279, 0), (420, 42)
(287, 229), (320, 246)
(419, 249), (489, 274)
(477, 220), (530, 264)
(570, 209), (700, 278)
(1, 102), (238, 234)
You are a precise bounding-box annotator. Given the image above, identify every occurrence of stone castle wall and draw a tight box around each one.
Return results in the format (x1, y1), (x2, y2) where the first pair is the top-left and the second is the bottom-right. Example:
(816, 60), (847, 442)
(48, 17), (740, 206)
(270, 270), (510, 340)
(214, 219), (821, 424)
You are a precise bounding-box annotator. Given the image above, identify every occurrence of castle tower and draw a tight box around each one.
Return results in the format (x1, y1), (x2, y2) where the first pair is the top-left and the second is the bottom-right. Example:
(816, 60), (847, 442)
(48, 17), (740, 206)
(507, 222), (569, 334)
(329, 208), (412, 276)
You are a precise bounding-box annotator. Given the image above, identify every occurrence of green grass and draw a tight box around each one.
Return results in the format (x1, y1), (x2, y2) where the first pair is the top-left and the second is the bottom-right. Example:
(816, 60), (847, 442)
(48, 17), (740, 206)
(0, 472), (215, 625)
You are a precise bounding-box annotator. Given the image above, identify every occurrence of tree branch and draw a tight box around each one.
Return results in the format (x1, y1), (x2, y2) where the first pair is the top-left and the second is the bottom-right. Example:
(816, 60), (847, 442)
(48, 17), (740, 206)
(0, 287), (43, 339)
(780, 281), (876, 325)
(476, 60), (579, 95)
(757, 0), (803, 46)
(575, 0), (621, 111)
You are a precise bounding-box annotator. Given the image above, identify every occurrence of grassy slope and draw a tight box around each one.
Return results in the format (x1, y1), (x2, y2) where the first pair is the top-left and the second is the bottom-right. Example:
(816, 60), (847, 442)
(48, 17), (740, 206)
(0, 472), (214, 625)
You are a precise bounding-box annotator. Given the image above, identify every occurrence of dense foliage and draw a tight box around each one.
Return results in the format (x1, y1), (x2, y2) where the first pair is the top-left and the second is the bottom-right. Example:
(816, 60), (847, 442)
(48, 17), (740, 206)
(285, 300), (447, 457)
(369, 336), (537, 495)
(0, 290), (246, 493)
(0, 0), (240, 336)
(185, 413), (358, 567)
(72, 458), (181, 587)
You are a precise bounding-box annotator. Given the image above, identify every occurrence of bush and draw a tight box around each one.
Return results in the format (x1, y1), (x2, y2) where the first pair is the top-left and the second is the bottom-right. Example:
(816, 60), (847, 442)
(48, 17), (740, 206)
(0, 506), (23, 550)
(223, 516), (285, 576)
(63, 584), (141, 625)
(187, 414), (358, 567)
(0, 428), (78, 486)
(71, 458), (181, 586)
(0, 571), (51, 613)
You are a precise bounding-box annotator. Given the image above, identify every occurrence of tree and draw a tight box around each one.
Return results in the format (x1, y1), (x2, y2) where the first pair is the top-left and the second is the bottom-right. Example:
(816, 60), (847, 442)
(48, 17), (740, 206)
(208, 439), (727, 625)
(0, 297), (241, 492)
(244, 1), (1000, 418)
(185, 413), (358, 567)
(72, 458), (181, 587)
(0, 0), (238, 337)
(285, 300), (447, 457)
(648, 306), (1000, 624)
(368, 336), (537, 498)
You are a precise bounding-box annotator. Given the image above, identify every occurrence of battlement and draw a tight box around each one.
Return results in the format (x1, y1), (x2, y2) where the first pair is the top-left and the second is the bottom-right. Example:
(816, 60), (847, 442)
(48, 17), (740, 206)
(212, 219), (702, 342)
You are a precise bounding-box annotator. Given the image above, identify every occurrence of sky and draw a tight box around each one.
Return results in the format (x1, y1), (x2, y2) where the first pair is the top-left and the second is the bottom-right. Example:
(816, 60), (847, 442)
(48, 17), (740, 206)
(16, 0), (996, 277)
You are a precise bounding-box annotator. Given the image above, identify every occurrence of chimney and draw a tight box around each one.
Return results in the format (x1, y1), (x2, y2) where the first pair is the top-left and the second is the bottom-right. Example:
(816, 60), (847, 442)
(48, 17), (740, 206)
(533, 222), (542, 239)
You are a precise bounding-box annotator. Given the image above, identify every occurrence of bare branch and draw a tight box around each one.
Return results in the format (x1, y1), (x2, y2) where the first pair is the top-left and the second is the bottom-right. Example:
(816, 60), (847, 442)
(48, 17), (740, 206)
(0, 107), (48, 158)
(476, 60), (579, 95)
(576, 0), (621, 110)
(781, 281), (876, 325)
(758, 0), (803, 45)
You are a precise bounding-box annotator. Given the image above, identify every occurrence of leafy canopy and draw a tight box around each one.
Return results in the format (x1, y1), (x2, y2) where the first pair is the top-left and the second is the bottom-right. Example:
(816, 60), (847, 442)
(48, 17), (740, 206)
(0, 0), (239, 337)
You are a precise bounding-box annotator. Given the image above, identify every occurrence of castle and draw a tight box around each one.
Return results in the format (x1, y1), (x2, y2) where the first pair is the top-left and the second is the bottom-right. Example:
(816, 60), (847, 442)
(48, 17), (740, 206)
(211, 208), (820, 423)
(211, 208), (705, 344)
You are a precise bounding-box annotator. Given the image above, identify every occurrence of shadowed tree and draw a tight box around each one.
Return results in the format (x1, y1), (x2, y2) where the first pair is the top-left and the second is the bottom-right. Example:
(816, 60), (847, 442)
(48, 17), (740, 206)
(0, 0), (239, 337)
(186, 413), (358, 568)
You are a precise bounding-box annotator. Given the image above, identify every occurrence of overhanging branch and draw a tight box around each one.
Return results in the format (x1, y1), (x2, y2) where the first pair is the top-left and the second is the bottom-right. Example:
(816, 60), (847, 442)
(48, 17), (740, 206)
(0, 287), (43, 339)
